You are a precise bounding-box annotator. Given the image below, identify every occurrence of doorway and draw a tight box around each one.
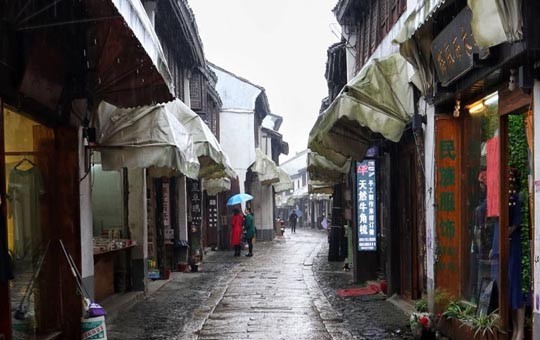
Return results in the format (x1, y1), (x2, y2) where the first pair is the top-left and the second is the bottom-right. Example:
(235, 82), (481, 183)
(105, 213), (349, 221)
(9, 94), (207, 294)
(397, 135), (422, 300)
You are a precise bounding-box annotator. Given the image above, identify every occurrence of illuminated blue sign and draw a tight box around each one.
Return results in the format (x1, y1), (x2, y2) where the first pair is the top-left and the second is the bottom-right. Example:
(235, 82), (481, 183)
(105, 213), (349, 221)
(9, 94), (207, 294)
(357, 159), (377, 251)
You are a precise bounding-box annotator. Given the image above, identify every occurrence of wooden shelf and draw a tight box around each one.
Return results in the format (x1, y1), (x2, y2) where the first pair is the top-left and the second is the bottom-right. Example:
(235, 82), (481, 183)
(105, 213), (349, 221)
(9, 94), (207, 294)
(93, 244), (135, 257)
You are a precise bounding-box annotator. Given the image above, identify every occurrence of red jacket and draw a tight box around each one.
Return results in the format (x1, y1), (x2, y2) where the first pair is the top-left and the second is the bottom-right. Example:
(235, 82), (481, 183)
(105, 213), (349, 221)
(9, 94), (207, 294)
(230, 214), (244, 246)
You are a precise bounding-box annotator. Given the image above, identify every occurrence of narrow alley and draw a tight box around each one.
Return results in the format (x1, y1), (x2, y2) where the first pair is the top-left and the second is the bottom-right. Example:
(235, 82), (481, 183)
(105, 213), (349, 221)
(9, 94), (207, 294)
(107, 229), (411, 340)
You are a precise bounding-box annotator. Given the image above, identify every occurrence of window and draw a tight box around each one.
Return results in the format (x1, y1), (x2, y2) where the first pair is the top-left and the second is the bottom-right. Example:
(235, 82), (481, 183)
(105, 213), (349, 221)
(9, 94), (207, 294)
(362, 16), (369, 64)
(370, 0), (378, 53)
(380, 0), (389, 39)
(91, 155), (127, 238)
(390, 0), (399, 25)
(463, 95), (499, 305)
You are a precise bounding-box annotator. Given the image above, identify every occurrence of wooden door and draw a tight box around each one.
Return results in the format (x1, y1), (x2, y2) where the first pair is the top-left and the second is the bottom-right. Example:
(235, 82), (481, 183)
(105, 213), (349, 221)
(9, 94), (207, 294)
(398, 140), (421, 300)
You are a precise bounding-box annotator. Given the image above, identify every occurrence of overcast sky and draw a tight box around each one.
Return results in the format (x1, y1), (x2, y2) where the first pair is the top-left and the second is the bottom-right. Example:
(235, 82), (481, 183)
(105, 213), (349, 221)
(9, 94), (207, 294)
(189, 0), (339, 162)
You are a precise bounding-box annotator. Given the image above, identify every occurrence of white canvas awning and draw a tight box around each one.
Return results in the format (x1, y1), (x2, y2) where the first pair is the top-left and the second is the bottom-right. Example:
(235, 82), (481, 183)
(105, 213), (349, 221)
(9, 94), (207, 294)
(252, 148), (280, 185)
(203, 177), (231, 196)
(308, 54), (413, 165)
(308, 180), (335, 195)
(468, 0), (522, 48)
(291, 186), (309, 199)
(96, 101), (199, 178)
(307, 151), (350, 184)
(165, 99), (236, 180)
(273, 167), (293, 193)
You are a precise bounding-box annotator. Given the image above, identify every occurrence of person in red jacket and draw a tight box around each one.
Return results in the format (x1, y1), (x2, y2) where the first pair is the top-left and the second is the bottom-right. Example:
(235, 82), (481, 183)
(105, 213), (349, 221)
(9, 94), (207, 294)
(230, 208), (244, 256)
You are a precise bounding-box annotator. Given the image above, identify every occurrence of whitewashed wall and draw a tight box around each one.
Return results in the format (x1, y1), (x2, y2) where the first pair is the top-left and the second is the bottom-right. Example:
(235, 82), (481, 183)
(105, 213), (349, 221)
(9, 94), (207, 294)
(422, 99), (436, 311)
(79, 128), (94, 298)
(219, 109), (256, 195)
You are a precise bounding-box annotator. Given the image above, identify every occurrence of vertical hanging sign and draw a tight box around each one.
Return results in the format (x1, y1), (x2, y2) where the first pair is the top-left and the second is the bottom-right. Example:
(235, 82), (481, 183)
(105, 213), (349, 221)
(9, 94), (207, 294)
(357, 159), (377, 251)
(162, 182), (170, 227)
(435, 116), (461, 297)
(208, 197), (218, 228)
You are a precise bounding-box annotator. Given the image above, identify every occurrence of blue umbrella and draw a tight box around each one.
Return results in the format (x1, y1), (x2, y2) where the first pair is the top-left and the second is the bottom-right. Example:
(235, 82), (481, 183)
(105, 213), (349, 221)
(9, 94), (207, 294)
(227, 193), (254, 206)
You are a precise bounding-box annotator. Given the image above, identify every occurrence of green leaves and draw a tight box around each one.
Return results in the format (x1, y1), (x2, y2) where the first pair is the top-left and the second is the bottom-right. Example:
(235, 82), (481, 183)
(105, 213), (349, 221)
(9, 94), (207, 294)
(508, 114), (531, 295)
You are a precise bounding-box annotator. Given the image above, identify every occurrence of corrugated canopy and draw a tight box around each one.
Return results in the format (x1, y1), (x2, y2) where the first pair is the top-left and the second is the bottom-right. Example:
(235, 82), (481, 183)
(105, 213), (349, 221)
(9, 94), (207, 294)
(308, 54), (413, 165)
(395, 0), (448, 42)
(85, 0), (175, 107)
(273, 168), (294, 193)
(252, 148), (280, 185)
(96, 101), (199, 178)
(165, 99), (236, 180)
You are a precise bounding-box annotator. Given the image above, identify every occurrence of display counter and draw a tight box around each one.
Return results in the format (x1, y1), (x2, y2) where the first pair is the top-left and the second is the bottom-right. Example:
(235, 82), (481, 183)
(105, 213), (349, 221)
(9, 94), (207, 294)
(93, 239), (135, 301)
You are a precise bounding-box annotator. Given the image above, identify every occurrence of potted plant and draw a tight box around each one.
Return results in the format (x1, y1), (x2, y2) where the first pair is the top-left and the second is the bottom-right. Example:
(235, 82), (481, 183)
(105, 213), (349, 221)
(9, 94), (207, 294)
(410, 299), (438, 340)
(410, 312), (438, 340)
(470, 311), (501, 340)
(437, 300), (476, 338)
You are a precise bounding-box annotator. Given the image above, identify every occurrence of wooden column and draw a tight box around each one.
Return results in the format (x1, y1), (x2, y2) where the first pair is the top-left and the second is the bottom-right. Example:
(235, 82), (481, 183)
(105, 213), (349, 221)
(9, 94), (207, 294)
(0, 97), (12, 339)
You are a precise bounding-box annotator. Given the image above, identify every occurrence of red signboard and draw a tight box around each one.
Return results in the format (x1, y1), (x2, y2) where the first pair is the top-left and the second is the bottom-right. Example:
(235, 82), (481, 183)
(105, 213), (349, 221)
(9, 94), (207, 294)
(435, 116), (461, 297)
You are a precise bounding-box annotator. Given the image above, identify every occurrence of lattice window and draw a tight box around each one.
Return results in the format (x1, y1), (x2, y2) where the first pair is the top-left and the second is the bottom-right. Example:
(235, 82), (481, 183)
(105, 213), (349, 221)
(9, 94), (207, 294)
(356, 23), (364, 72)
(380, 0), (389, 38)
(189, 72), (202, 110)
(362, 16), (369, 65)
(399, 0), (407, 16)
(370, 0), (379, 51)
(390, 0), (399, 25)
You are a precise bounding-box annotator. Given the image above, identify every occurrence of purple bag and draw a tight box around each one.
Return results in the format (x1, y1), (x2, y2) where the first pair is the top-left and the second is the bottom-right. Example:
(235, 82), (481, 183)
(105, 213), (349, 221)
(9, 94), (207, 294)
(87, 302), (107, 317)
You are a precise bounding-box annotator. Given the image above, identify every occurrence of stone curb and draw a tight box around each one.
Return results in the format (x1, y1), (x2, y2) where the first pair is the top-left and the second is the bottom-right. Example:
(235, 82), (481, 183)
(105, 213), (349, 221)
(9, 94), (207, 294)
(303, 241), (355, 340)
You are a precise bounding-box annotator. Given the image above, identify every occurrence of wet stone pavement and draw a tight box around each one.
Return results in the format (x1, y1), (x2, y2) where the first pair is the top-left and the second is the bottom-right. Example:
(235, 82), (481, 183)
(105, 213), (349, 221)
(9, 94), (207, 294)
(107, 228), (412, 339)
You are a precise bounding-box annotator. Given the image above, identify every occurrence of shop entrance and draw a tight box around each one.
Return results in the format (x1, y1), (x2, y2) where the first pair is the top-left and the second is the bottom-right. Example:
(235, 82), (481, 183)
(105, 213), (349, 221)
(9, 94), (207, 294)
(2, 104), (81, 338)
(4, 107), (60, 338)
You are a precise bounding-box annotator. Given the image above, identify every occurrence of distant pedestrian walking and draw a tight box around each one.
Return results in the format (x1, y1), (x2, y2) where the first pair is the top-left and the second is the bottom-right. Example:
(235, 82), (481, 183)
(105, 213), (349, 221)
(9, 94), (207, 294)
(289, 210), (298, 233)
(231, 209), (244, 256)
(243, 208), (256, 257)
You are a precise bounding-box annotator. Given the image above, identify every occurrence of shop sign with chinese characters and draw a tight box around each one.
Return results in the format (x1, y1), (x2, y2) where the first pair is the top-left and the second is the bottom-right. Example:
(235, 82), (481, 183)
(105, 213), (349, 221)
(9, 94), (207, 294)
(162, 182), (170, 227)
(208, 197), (218, 228)
(435, 116), (461, 297)
(357, 159), (377, 251)
(431, 7), (488, 86)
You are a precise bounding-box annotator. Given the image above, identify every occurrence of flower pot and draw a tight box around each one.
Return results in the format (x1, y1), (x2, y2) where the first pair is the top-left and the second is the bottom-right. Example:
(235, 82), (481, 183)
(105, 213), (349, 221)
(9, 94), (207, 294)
(177, 263), (187, 272)
(437, 317), (501, 340)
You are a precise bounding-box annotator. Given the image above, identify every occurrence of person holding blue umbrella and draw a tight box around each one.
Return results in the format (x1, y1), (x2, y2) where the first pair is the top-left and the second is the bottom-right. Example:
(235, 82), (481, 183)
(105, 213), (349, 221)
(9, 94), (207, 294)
(227, 193), (253, 206)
